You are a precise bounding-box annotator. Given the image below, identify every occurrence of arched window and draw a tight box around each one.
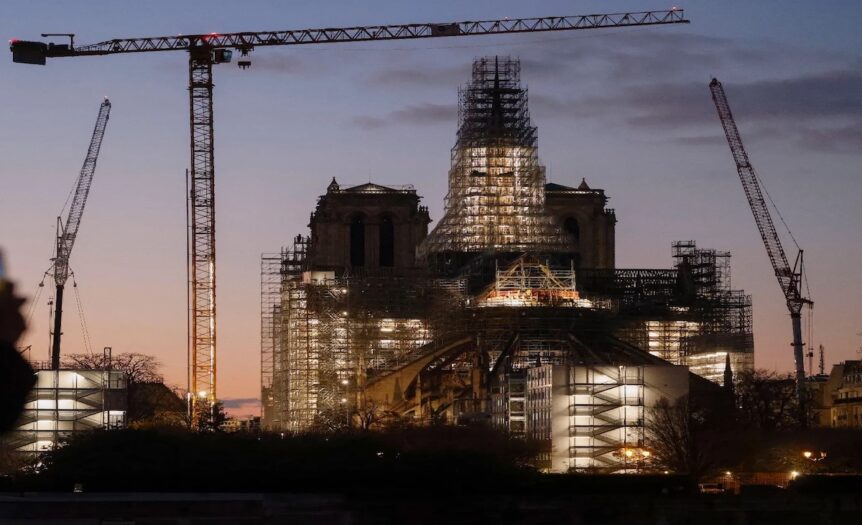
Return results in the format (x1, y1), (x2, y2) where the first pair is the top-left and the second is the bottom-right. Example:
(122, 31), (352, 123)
(564, 217), (580, 242)
(350, 215), (365, 267)
(379, 215), (395, 267)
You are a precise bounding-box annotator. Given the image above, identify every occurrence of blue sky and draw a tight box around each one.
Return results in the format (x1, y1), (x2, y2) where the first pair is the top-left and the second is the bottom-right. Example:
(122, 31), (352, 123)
(1, 1), (860, 414)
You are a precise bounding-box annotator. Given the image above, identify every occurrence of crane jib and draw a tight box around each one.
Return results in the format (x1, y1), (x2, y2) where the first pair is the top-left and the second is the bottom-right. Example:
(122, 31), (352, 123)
(50, 98), (111, 369)
(11, 10), (688, 60)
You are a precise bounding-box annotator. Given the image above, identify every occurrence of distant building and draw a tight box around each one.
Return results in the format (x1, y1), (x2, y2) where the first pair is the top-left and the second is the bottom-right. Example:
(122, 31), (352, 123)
(812, 360), (862, 428)
(222, 416), (261, 433)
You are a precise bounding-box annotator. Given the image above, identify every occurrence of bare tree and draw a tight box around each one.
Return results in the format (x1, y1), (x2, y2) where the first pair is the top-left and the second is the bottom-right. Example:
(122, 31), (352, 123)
(646, 396), (713, 477)
(735, 369), (809, 431)
(63, 352), (163, 384)
(352, 400), (402, 430)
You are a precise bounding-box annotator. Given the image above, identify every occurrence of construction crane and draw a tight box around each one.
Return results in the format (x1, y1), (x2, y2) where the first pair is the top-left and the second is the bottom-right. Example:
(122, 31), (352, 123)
(11, 9), (689, 423)
(709, 78), (812, 400)
(49, 98), (111, 370)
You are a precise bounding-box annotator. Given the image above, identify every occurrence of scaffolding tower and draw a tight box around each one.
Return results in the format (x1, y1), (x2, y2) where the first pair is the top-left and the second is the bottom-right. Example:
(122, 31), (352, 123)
(576, 242), (753, 383)
(10, 367), (127, 452)
(260, 236), (308, 429)
(419, 57), (568, 257)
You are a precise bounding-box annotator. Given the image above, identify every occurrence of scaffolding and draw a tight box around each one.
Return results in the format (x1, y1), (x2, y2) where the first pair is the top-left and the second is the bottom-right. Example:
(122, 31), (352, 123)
(476, 256), (590, 308)
(419, 57), (568, 257)
(525, 364), (658, 473)
(575, 242), (753, 383)
(271, 265), (467, 431)
(568, 365), (646, 473)
(10, 368), (127, 453)
(672, 241), (754, 381)
(261, 236), (307, 429)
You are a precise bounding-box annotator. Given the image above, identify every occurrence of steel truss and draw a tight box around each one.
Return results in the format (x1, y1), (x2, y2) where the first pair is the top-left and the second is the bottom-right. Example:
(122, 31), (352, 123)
(188, 50), (217, 418)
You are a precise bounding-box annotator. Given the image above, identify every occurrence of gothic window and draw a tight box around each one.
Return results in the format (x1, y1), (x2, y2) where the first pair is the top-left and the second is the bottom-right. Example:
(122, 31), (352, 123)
(564, 216), (580, 242)
(380, 215), (395, 267)
(350, 214), (365, 267)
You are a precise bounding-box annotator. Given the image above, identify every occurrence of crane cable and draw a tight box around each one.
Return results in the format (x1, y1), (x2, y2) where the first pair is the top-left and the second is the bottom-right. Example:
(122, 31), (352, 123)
(755, 162), (815, 373)
(69, 268), (95, 356)
(753, 169), (801, 252)
(25, 268), (52, 327)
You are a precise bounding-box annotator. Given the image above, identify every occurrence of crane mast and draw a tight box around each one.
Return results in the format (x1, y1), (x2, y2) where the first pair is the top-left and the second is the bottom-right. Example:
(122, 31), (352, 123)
(709, 78), (811, 398)
(50, 98), (111, 369)
(11, 9), (689, 425)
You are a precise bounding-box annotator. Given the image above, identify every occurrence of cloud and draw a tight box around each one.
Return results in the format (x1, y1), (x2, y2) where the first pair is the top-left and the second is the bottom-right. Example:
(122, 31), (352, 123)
(365, 64), (468, 88)
(349, 28), (861, 152)
(390, 103), (455, 122)
(352, 115), (386, 129)
(353, 102), (456, 130)
(221, 397), (260, 408)
(532, 70), (862, 153)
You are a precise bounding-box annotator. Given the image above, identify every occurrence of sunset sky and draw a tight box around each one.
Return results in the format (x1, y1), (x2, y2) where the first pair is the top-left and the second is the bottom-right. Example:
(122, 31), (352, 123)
(2, 1), (860, 416)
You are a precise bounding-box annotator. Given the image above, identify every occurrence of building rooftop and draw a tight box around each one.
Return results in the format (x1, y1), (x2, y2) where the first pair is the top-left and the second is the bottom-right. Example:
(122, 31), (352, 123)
(326, 179), (417, 195)
(544, 180), (605, 195)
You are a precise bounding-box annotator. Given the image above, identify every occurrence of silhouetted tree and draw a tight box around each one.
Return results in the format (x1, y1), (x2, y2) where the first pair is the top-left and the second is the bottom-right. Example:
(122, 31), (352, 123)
(63, 352), (163, 384)
(647, 396), (709, 476)
(194, 401), (226, 432)
(352, 401), (404, 430)
(736, 369), (811, 431)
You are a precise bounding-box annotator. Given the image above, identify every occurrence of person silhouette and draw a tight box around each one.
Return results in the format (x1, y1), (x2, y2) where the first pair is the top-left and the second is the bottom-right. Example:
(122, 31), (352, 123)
(0, 277), (36, 433)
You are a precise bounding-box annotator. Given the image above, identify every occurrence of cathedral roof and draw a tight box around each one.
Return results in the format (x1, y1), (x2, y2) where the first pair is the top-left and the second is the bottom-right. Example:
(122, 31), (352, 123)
(329, 182), (417, 195)
(544, 180), (604, 195)
(545, 182), (576, 192)
(345, 182), (400, 193)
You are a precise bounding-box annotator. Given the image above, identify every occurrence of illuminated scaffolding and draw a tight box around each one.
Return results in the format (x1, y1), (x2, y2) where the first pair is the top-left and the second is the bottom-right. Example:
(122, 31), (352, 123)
(267, 256), (467, 431)
(579, 241), (754, 384)
(524, 363), (689, 473)
(476, 256), (589, 308)
(672, 241), (754, 382)
(10, 367), (127, 453)
(261, 236), (307, 429)
(419, 57), (568, 257)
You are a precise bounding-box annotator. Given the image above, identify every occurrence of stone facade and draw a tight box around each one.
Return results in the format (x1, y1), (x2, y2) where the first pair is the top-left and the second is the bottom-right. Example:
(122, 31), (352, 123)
(544, 179), (616, 269)
(308, 179), (430, 274)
